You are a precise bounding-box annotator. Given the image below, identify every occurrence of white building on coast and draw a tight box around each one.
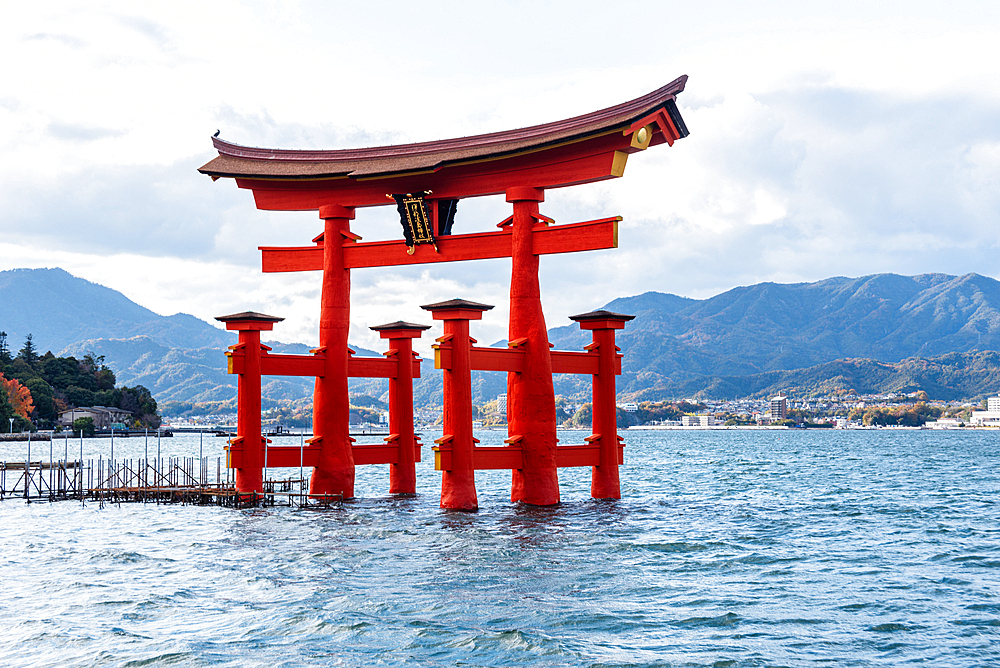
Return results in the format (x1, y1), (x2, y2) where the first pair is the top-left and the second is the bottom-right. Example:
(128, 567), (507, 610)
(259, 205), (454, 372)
(970, 397), (1000, 426)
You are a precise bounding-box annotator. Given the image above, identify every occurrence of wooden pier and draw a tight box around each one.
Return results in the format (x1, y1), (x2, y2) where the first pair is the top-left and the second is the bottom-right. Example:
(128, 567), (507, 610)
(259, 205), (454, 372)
(0, 456), (337, 508)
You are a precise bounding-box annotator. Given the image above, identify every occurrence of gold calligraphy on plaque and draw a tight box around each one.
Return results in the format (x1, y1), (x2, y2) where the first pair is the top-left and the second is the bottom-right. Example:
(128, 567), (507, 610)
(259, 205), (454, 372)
(391, 192), (438, 254)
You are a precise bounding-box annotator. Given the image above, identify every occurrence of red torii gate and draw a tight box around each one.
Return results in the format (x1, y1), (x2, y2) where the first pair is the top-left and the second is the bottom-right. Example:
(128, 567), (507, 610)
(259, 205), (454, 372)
(201, 76), (689, 509)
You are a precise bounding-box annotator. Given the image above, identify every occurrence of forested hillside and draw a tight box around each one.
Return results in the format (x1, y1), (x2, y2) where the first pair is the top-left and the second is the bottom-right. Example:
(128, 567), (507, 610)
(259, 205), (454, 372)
(0, 332), (159, 431)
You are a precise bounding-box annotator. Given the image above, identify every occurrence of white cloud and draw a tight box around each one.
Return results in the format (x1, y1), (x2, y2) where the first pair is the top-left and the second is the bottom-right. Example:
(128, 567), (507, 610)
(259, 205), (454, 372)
(1, 0), (1000, 353)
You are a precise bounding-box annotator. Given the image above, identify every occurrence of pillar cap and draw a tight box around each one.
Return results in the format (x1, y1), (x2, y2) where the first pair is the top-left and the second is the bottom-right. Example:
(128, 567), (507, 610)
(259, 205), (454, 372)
(569, 309), (635, 330)
(318, 204), (355, 220)
(505, 186), (545, 203)
(370, 321), (431, 338)
(421, 298), (494, 321)
(216, 311), (284, 331)
(421, 299), (493, 312)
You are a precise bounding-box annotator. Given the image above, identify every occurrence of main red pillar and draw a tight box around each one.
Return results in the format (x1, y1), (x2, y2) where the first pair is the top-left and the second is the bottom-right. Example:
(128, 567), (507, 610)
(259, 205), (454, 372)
(370, 321), (430, 494)
(311, 204), (356, 499)
(506, 186), (559, 505)
(569, 310), (634, 499)
(423, 299), (493, 510)
(216, 311), (283, 495)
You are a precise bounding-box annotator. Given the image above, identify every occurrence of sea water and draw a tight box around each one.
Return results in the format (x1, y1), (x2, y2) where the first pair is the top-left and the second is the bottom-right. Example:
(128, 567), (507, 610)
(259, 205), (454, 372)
(0, 429), (997, 667)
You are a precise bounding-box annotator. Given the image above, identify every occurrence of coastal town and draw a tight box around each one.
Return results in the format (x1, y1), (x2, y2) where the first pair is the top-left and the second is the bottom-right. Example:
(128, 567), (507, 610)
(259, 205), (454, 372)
(152, 392), (1000, 435)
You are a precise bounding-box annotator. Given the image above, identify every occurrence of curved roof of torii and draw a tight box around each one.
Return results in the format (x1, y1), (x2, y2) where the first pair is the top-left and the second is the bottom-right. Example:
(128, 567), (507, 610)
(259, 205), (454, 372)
(198, 76), (688, 183)
(198, 76), (688, 211)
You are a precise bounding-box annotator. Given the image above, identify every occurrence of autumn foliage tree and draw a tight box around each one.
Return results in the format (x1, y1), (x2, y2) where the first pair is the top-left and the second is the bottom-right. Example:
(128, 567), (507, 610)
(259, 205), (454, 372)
(0, 372), (35, 431)
(0, 373), (34, 419)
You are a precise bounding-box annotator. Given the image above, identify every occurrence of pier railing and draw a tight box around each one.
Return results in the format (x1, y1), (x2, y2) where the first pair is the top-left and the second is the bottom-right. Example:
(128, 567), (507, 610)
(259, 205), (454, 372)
(0, 454), (318, 508)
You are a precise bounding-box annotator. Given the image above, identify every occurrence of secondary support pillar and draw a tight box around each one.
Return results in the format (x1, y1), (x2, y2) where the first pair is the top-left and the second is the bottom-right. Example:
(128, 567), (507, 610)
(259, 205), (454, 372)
(422, 299), (493, 511)
(506, 186), (559, 505)
(311, 204), (356, 499)
(216, 311), (284, 495)
(569, 310), (635, 499)
(370, 321), (431, 494)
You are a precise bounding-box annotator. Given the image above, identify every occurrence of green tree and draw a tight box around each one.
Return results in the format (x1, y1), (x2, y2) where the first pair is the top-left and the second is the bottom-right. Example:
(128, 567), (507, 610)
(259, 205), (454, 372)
(25, 378), (56, 426)
(72, 416), (96, 437)
(65, 386), (97, 408)
(17, 334), (38, 367)
(0, 331), (10, 365)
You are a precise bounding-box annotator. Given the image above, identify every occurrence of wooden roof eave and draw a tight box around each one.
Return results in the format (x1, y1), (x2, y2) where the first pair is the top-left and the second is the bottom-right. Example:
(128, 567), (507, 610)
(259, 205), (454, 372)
(198, 76), (689, 208)
(199, 119), (648, 183)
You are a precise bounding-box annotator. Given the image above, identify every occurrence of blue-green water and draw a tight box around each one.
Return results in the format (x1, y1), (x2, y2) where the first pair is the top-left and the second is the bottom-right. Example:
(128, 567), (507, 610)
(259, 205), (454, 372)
(1, 429), (997, 667)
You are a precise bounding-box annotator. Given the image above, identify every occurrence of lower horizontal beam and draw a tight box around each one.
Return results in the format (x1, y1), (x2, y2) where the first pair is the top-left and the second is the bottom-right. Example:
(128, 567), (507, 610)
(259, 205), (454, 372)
(259, 445), (320, 468)
(434, 347), (617, 375)
(348, 356), (422, 379)
(550, 350), (599, 375)
(232, 442), (423, 469)
(433, 443), (624, 471)
(435, 346), (525, 372)
(228, 353), (421, 378)
(234, 441), (619, 471)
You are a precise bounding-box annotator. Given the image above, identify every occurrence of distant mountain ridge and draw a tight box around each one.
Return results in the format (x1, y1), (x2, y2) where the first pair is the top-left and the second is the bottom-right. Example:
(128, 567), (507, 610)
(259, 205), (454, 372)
(0, 268), (232, 352)
(0, 268), (378, 405)
(4, 267), (1000, 404)
(547, 272), (1000, 399)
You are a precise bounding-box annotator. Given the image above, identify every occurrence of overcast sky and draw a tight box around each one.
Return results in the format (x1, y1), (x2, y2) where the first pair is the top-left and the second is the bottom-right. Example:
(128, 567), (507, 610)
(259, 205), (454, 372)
(2, 1), (999, 354)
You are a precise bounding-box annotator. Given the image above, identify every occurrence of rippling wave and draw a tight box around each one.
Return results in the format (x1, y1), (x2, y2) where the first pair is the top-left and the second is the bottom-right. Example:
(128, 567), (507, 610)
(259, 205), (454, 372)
(1, 430), (998, 666)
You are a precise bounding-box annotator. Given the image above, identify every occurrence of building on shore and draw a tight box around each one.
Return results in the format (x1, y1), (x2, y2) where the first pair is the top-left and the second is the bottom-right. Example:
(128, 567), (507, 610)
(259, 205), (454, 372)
(970, 396), (1000, 426)
(770, 396), (788, 420)
(58, 406), (133, 430)
(681, 415), (715, 427)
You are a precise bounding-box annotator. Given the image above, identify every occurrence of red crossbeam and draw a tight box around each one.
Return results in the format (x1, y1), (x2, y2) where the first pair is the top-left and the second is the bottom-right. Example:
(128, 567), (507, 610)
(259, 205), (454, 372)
(433, 347), (620, 375)
(248, 442), (424, 469)
(235, 437), (620, 471)
(228, 352), (421, 378)
(434, 346), (524, 373)
(432, 443), (624, 470)
(259, 217), (620, 273)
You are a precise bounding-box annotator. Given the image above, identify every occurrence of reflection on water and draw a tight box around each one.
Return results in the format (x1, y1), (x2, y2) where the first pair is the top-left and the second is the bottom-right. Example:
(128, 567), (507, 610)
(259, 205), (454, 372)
(0, 429), (998, 667)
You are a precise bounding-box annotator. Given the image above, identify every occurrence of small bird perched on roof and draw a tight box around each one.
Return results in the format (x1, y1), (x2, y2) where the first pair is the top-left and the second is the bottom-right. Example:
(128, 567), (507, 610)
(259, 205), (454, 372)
(213, 129), (220, 137)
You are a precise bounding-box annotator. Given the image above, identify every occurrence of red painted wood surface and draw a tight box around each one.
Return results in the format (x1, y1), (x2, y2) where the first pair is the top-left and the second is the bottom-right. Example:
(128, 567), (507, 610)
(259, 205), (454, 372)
(433, 347), (620, 376)
(378, 328), (422, 494)
(227, 351), (421, 379)
(235, 330), (264, 493)
(343, 230), (511, 270)
(434, 346), (525, 373)
(218, 315), (279, 494)
(263, 445), (321, 468)
(348, 356), (422, 379)
(436, 317), (478, 510)
(236, 136), (632, 210)
(259, 353), (324, 377)
(261, 442), (424, 468)
(259, 217), (619, 273)
(549, 350), (600, 375)
(425, 303), (485, 511)
(506, 188), (560, 506)
(432, 443), (624, 471)
(531, 217), (620, 255)
(590, 327), (622, 499)
(309, 210), (356, 498)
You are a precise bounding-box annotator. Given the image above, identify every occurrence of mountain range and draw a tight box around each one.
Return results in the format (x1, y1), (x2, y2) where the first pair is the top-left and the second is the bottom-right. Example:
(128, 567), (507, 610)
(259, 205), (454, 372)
(3, 268), (1000, 408)
(546, 272), (1000, 400)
